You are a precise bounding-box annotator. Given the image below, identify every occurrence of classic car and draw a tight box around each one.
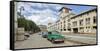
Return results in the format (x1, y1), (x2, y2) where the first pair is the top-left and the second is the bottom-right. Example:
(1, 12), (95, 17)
(47, 31), (65, 43)
(24, 32), (30, 40)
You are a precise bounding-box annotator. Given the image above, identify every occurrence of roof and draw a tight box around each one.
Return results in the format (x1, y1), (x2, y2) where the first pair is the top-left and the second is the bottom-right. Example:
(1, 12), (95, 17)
(59, 7), (72, 11)
(71, 8), (97, 19)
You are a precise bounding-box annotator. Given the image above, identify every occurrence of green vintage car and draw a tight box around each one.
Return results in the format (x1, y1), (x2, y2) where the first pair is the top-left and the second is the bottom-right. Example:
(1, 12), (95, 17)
(47, 31), (65, 43)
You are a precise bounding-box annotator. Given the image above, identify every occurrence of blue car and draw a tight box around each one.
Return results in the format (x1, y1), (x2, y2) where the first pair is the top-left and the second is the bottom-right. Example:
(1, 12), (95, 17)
(41, 32), (48, 38)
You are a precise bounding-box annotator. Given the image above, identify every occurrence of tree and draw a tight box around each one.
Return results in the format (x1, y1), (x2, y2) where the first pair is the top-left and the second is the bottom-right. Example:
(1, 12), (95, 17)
(18, 17), (41, 33)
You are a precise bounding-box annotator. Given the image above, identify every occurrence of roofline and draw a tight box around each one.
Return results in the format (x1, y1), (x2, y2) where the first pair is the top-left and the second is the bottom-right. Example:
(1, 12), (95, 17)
(59, 7), (72, 11)
(71, 8), (97, 19)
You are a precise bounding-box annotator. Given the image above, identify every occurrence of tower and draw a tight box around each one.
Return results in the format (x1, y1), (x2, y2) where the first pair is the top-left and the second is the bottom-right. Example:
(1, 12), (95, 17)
(59, 7), (72, 32)
(59, 7), (72, 19)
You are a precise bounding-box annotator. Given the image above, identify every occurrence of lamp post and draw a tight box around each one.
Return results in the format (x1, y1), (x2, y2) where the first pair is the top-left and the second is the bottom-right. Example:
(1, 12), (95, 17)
(17, 6), (25, 41)
(20, 6), (24, 18)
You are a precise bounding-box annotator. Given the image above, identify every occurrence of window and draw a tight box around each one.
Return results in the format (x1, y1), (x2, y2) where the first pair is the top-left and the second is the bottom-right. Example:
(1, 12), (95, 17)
(68, 23), (71, 28)
(61, 25), (62, 28)
(64, 29), (66, 31)
(64, 21), (66, 23)
(61, 29), (62, 31)
(93, 26), (97, 29)
(73, 21), (77, 26)
(86, 18), (90, 25)
(79, 19), (83, 26)
(68, 19), (70, 22)
(64, 24), (66, 28)
(93, 16), (96, 24)
(61, 22), (62, 24)
(68, 29), (71, 31)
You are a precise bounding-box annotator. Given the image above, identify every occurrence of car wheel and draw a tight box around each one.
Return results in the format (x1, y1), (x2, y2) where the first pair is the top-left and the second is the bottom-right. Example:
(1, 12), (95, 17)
(47, 38), (49, 41)
(51, 39), (55, 43)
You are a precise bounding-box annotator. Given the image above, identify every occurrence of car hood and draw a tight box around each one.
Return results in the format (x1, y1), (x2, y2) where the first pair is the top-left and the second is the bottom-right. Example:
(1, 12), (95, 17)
(49, 34), (64, 39)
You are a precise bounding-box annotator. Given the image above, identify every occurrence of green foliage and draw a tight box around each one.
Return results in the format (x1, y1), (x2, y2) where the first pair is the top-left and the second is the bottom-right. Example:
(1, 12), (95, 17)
(18, 17), (41, 33)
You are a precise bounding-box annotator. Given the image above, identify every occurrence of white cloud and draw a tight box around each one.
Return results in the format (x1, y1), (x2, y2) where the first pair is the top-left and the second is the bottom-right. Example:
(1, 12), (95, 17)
(17, 2), (62, 25)
(24, 4), (59, 25)
(26, 13), (57, 25)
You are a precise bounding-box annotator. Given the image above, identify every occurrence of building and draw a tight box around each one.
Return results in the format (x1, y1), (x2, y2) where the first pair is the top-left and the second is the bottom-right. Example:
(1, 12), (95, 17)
(48, 7), (97, 34)
(38, 25), (47, 32)
(48, 7), (75, 33)
(70, 8), (97, 34)
(59, 7), (75, 33)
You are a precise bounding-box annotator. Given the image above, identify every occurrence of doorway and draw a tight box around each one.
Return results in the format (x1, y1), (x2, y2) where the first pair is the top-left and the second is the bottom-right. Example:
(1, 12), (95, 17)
(73, 28), (78, 33)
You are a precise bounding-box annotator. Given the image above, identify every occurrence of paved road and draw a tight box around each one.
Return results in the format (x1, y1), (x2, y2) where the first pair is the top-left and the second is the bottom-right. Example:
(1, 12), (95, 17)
(15, 33), (86, 49)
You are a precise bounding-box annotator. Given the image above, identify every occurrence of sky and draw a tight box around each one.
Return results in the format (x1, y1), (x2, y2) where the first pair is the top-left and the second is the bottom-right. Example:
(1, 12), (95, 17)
(17, 2), (96, 25)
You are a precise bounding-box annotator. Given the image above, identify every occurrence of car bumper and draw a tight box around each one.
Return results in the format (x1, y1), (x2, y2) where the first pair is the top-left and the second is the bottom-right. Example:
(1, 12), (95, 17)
(42, 35), (47, 38)
(54, 40), (64, 43)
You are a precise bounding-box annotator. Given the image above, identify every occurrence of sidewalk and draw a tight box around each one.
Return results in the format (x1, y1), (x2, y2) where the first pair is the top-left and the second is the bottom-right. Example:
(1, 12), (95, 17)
(15, 34), (35, 49)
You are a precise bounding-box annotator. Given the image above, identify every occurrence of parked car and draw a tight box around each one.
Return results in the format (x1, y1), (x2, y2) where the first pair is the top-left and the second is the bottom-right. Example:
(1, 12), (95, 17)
(47, 31), (65, 43)
(29, 31), (33, 35)
(24, 32), (30, 40)
(41, 32), (48, 38)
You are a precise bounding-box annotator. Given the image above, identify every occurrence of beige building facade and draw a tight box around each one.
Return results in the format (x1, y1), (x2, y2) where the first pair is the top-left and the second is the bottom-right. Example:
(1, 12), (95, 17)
(70, 8), (97, 34)
(48, 7), (97, 34)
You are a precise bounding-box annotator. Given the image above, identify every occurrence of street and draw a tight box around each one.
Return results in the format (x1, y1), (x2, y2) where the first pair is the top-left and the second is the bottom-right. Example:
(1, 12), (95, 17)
(15, 32), (96, 49)
(62, 33), (96, 44)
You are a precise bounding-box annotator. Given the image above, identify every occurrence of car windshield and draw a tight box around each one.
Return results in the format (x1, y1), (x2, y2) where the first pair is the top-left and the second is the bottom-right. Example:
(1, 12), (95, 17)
(52, 31), (60, 34)
(43, 32), (48, 34)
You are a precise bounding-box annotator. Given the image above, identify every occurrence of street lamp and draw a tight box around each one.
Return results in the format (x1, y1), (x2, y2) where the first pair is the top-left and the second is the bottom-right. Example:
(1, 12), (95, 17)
(20, 6), (24, 18)
(20, 6), (29, 31)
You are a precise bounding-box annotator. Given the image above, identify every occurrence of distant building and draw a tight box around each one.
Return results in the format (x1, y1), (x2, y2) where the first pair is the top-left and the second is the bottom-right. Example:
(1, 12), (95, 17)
(38, 25), (47, 32)
(48, 7), (97, 34)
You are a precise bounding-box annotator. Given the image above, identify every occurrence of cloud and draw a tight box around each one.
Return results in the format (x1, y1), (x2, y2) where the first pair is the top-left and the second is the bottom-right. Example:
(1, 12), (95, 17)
(17, 2), (62, 17)
(17, 2), (96, 25)
(25, 8), (58, 25)
(26, 15), (57, 25)
(17, 2), (61, 25)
